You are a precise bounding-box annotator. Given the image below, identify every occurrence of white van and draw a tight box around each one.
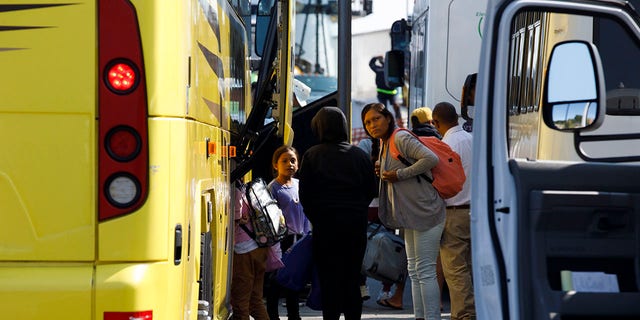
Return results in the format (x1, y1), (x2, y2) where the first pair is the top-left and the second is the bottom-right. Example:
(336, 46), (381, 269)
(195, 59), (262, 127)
(473, 0), (640, 319)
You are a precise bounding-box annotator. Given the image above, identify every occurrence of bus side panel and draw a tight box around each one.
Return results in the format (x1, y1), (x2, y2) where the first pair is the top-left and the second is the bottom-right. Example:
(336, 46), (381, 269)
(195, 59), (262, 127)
(139, 0), (247, 132)
(134, 0), (191, 120)
(445, 0), (485, 104)
(96, 262), (172, 319)
(0, 265), (92, 319)
(0, 1), (96, 261)
(98, 119), (178, 262)
(98, 118), (232, 319)
(191, 0), (250, 132)
(195, 123), (233, 319)
(409, 0), (485, 113)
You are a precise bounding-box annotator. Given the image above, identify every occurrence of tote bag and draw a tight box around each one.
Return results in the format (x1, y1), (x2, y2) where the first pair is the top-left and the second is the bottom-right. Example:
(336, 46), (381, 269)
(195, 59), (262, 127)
(276, 233), (313, 291)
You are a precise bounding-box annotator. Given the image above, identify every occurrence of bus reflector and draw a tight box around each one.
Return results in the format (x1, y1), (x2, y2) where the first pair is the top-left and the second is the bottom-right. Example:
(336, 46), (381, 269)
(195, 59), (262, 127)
(106, 61), (138, 93)
(106, 126), (141, 161)
(208, 141), (216, 155)
(105, 173), (141, 208)
(104, 310), (152, 320)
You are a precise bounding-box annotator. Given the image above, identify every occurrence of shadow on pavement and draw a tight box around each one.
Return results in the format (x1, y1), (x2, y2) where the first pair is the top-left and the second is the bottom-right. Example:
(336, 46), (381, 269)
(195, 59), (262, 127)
(276, 277), (451, 320)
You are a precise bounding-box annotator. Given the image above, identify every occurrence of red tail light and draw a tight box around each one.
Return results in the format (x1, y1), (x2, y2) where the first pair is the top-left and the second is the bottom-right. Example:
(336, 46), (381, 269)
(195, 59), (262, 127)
(106, 61), (138, 93)
(98, 0), (148, 221)
(106, 126), (142, 161)
(104, 310), (152, 320)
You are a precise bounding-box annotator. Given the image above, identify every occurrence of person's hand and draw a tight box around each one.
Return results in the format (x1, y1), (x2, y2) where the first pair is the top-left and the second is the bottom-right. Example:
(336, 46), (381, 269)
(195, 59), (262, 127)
(374, 160), (381, 177)
(381, 169), (399, 183)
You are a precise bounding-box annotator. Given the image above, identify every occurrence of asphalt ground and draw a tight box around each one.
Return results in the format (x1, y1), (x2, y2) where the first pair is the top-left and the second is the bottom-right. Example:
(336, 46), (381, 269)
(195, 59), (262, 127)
(277, 277), (452, 320)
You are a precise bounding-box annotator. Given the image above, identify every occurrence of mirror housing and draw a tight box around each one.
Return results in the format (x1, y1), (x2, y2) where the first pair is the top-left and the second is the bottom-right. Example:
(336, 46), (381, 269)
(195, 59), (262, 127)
(542, 41), (606, 131)
(384, 50), (404, 88)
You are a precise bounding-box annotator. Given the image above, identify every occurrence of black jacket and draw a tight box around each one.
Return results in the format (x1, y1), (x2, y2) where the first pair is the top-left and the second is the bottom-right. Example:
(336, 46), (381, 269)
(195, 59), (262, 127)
(298, 107), (377, 226)
(412, 123), (442, 139)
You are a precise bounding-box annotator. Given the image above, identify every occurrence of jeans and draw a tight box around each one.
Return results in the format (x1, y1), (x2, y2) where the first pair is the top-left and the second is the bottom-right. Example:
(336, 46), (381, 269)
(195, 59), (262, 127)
(405, 221), (445, 320)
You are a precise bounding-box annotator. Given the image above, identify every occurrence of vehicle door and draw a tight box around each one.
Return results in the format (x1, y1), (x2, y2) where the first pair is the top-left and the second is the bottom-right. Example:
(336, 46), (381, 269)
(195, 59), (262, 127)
(472, 1), (640, 319)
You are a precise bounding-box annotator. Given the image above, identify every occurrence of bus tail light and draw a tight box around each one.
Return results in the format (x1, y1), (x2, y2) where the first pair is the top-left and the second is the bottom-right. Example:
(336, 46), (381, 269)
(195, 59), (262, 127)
(104, 310), (152, 320)
(105, 60), (139, 93)
(98, 0), (148, 221)
(105, 173), (141, 207)
(105, 126), (142, 161)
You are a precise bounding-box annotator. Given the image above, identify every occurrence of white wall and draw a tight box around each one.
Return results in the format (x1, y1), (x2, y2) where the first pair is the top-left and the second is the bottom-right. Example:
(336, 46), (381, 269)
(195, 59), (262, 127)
(351, 0), (412, 101)
(351, 29), (390, 101)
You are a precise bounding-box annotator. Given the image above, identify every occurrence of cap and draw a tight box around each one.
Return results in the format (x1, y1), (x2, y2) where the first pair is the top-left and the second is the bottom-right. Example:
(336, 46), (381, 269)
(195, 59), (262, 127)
(411, 107), (433, 124)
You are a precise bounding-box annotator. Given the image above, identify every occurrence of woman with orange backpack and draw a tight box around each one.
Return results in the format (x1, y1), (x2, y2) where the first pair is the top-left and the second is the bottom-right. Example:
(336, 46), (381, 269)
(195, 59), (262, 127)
(361, 102), (446, 320)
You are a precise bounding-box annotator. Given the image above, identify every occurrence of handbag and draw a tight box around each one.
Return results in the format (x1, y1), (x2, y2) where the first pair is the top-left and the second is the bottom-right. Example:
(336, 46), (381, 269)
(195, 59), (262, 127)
(276, 233), (313, 291)
(361, 223), (408, 283)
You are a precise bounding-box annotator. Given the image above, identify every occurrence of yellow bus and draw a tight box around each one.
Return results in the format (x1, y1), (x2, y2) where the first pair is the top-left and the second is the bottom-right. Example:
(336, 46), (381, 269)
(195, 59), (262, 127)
(0, 0), (294, 319)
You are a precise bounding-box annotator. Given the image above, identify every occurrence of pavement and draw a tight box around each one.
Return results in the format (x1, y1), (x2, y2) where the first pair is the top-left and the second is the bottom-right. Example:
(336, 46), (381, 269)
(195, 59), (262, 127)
(278, 277), (452, 320)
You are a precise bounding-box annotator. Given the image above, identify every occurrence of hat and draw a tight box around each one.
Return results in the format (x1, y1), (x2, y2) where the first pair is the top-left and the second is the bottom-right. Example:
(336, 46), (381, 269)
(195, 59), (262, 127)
(411, 107), (433, 124)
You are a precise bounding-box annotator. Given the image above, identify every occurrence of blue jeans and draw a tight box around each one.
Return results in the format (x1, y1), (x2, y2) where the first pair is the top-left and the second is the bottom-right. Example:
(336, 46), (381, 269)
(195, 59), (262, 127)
(405, 222), (445, 320)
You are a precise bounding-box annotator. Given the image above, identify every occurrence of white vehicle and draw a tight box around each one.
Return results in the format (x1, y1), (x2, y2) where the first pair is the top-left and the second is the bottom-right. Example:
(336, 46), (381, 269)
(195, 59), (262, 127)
(405, 0), (487, 118)
(473, 0), (640, 319)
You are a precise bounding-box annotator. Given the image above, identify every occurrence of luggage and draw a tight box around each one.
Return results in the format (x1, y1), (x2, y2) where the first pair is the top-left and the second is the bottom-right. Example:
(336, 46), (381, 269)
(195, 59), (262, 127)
(243, 178), (288, 247)
(361, 223), (408, 283)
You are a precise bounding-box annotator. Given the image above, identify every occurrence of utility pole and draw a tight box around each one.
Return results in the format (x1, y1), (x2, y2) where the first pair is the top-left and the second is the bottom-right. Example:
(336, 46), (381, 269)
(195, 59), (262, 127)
(338, 0), (352, 132)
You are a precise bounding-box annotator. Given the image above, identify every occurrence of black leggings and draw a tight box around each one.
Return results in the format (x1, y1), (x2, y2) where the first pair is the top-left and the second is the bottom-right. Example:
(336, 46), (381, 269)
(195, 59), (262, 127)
(313, 220), (367, 320)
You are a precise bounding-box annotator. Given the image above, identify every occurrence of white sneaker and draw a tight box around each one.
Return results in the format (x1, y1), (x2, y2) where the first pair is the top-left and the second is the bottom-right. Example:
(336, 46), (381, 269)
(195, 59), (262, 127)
(360, 285), (371, 301)
(376, 290), (391, 303)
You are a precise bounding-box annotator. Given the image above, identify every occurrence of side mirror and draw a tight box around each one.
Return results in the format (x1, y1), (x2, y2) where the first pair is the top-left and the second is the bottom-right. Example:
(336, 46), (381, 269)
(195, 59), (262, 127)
(542, 41), (605, 131)
(384, 50), (404, 88)
(461, 73), (477, 121)
(255, 0), (275, 57)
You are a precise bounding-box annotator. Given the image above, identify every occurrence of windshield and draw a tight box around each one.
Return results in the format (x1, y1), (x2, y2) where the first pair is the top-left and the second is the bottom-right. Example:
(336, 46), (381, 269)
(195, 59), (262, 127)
(294, 74), (337, 104)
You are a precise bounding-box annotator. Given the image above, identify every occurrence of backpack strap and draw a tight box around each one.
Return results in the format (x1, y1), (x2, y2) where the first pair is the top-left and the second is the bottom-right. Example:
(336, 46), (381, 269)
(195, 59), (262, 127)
(367, 222), (385, 240)
(388, 128), (434, 184)
(240, 223), (257, 240)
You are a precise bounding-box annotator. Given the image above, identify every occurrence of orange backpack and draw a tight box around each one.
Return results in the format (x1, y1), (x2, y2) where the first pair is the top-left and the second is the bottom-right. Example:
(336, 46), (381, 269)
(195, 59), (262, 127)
(388, 128), (465, 199)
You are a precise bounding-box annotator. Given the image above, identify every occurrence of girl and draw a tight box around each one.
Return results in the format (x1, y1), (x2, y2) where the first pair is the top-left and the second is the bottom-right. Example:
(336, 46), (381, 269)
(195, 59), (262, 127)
(230, 181), (270, 320)
(266, 145), (311, 320)
(361, 102), (445, 320)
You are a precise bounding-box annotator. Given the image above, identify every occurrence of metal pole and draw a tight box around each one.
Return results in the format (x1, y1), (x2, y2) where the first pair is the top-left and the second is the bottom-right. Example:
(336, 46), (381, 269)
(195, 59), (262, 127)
(338, 0), (352, 134)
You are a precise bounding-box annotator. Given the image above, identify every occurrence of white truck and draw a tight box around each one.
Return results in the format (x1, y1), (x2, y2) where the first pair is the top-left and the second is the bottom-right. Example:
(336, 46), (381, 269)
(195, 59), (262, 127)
(472, 0), (640, 319)
(387, 0), (487, 123)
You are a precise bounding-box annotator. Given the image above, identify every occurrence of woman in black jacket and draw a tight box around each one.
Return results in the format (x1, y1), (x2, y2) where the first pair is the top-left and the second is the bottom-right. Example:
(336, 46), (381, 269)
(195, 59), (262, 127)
(298, 106), (377, 320)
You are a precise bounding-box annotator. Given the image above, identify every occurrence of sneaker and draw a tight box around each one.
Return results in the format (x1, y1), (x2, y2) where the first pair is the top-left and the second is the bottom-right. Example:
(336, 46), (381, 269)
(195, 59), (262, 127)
(376, 290), (391, 304)
(360, 285), (371, 301)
